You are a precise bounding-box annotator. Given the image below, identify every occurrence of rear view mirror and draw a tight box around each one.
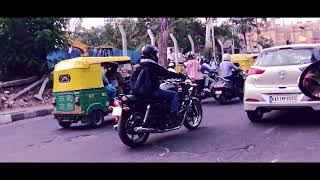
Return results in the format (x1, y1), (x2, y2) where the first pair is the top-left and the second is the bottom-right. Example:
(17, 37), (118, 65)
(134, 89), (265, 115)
(299, 60), (320, 100)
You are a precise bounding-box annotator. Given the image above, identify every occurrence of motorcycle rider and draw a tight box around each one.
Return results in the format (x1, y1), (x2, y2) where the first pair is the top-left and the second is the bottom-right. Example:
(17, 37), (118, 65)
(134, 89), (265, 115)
(185, 51), (204, 86)
(200, 58), (216, 92)
(131, 45), (186, 125)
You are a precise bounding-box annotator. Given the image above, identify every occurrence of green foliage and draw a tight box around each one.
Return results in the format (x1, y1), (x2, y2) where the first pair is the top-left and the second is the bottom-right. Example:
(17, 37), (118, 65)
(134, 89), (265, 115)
(257, 36), (274, 48)
(202, 47), (212, 60)
(170, 18), (205, 51)
(0, 18), (69, 80)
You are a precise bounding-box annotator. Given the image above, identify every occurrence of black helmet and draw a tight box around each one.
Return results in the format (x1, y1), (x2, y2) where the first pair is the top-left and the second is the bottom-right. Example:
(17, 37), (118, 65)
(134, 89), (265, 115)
(141, 44), (159, 63)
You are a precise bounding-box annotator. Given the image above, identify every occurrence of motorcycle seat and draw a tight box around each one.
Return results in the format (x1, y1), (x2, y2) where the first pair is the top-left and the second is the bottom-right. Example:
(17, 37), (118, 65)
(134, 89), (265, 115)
(122, 95), (164, 104)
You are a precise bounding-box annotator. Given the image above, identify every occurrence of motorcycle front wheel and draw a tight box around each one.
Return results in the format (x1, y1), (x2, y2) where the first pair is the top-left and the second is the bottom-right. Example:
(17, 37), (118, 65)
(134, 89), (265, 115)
(183, 100), (203, 130)
(118, 111), (149, 148)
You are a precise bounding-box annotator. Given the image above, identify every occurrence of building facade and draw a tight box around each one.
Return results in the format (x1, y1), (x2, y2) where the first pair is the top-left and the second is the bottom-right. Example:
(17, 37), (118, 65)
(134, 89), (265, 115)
(243, 18), (320, 48)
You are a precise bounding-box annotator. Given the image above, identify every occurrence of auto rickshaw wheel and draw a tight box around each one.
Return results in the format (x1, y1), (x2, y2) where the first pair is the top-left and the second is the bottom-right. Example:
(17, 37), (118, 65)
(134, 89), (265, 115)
(58, 122), (72, 128)
(89, 110), (104, 128)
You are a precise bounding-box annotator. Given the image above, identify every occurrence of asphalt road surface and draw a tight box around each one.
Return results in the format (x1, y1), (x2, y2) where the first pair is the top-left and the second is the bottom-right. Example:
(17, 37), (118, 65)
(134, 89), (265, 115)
(1, 98), (320, 162)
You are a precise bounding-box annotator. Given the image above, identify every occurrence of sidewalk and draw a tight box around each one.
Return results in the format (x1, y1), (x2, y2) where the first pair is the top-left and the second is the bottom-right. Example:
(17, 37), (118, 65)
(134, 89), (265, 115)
(0, 105), (53, 124)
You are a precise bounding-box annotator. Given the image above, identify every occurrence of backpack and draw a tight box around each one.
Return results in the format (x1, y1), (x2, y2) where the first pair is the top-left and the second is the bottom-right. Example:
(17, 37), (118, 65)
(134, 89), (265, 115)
(132, 66), (154, 97)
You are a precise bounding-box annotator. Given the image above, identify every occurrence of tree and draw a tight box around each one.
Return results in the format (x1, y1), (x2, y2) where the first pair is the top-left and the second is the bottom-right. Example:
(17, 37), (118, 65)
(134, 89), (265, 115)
(257, 36), (274, 48)
(158, 18), (172, 67)
(0, 18), (69, 80)
(170, 18), (205, 51)
(229, 18), (254, 52)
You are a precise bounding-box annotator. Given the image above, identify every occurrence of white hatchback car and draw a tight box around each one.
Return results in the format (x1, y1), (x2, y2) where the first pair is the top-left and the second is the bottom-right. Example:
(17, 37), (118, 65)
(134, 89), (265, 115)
(244, 44), (320, 122)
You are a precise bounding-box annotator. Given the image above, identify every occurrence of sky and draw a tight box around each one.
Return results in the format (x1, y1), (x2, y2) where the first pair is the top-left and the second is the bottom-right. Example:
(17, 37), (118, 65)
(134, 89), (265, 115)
(70, 18), (320, 30)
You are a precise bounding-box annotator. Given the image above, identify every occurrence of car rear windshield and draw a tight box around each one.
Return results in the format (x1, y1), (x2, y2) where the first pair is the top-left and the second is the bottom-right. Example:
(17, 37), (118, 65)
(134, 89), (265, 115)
(254, 48), (315, 67)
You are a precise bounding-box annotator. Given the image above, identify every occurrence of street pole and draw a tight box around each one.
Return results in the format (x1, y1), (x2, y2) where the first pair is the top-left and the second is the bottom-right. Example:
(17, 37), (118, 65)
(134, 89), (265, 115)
(211, 19), (216, 59)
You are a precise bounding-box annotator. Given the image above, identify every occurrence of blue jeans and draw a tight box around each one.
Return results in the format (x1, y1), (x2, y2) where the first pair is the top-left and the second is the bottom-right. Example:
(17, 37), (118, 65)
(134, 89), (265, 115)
(152, 89), (179, 112)
(105, 84), (117, 103)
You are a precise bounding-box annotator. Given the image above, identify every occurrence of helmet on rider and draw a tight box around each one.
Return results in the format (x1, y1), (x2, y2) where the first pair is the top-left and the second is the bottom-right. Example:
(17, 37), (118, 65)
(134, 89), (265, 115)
(141, 44), (159, 63)
(222, 54), (231, 61)
(186, 51), (196, 60)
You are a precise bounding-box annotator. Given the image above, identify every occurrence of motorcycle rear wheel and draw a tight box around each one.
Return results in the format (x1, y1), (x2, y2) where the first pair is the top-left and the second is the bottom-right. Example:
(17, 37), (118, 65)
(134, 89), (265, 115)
(118, 111), (149, 148)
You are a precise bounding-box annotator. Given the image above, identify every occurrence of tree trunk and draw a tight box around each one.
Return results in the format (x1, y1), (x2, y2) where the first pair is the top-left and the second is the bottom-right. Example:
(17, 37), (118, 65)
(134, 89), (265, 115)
(242, 32), (248, 53)
(159, 18), (171, 67)
(205, 18), (213, 48)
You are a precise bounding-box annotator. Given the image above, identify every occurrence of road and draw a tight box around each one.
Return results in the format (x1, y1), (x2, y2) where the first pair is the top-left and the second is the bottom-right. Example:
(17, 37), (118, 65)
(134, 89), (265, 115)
(1, 98), (320, 162)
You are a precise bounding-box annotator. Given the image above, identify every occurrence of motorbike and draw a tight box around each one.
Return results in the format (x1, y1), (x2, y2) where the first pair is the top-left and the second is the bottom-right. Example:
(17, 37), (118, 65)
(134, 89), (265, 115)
(212, 68), (245, 105)
(111, 78), (203, 148)
(299, 59), (320, 100)
(191, 71), (220, 102)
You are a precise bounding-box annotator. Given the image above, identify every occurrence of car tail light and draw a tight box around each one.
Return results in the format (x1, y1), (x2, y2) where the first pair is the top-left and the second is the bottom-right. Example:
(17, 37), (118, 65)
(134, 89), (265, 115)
(75, 97), (80, 105)
(114, 100), (121, 107)
(247, 68), (265, 76)
(245, 98), (259, 102)
(214, 82), (224, 89)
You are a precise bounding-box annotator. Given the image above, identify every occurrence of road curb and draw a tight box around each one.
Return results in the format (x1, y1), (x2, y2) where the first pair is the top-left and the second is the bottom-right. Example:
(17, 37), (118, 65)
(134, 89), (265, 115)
(0, 108), (53, 125)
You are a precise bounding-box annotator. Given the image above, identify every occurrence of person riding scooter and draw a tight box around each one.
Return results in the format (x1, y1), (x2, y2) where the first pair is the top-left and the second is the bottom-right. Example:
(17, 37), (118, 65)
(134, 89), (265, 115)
(131, 44), (186, 125)
(219, 54), (240, 84)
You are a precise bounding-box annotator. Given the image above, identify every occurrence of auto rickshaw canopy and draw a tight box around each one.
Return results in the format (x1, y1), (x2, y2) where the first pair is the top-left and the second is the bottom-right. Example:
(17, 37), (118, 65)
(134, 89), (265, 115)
(230, 54), (255, 72)
(53, 56), (131, 92)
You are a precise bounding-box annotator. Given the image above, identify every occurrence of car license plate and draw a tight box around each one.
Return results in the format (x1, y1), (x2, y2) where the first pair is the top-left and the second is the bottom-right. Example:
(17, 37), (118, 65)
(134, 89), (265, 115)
(112, 107), (122, 116)
(269, 95), (297, 103)
(215, 91), (222, 95)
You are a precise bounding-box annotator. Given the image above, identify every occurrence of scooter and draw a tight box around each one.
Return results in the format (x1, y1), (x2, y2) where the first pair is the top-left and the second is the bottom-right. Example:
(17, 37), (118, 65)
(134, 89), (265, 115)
(213, 68), (244, 105)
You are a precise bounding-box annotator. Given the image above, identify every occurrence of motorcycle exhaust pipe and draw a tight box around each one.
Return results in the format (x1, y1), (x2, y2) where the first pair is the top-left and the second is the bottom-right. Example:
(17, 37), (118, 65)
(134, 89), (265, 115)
(134, 126), (181, 133)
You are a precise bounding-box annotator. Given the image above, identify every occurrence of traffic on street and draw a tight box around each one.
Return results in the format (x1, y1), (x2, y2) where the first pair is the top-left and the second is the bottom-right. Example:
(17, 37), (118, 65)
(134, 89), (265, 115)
(2, 18), (320, 162)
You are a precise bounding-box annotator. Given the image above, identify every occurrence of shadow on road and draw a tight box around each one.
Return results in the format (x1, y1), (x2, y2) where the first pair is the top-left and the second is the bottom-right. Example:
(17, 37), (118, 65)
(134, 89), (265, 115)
(201, 98), (243, 106)
(56, 119), (115, 131)
(257, 109), (320, 127)
(124, 126), (225, 153)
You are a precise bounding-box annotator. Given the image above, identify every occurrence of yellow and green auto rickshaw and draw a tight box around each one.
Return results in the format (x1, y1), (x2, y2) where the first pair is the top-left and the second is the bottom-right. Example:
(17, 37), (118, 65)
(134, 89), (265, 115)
(230, 54), (255, 72)
(52, 56), (131, 128)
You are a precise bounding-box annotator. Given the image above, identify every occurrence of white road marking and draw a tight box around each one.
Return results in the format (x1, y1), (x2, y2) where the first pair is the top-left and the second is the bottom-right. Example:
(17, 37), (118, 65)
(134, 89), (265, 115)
(154, 145), (170, 156)
(264, 126), (277, 134)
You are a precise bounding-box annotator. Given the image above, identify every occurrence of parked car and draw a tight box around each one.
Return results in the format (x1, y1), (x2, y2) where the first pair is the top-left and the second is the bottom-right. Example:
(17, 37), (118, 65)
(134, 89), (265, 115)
(244, 44), (320, 122)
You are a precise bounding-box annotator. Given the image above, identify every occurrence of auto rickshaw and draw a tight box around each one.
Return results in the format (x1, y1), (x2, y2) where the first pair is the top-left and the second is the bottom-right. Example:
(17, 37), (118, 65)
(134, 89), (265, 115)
(230, 54), (255, 72)
(52, 56), (131, 128)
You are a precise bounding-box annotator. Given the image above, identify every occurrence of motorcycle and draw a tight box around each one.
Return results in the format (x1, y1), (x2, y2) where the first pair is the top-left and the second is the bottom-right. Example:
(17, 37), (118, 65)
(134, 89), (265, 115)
(212, 67), (244, 105)
(299, 59), (320, 100)
(111, 78), (203, 147)
(191, 71), (220, 102)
